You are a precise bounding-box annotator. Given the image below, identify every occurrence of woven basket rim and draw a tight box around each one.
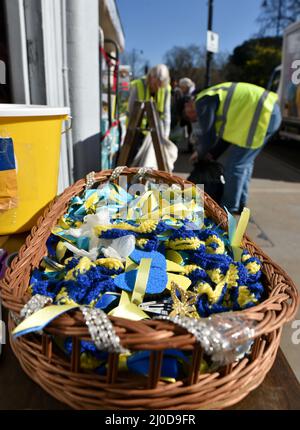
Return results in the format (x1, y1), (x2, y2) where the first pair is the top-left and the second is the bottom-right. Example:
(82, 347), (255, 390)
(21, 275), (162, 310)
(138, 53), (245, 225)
(1, 167), (299, 349)
(1, 167), (299, 410)
(7, 315), (282, 409)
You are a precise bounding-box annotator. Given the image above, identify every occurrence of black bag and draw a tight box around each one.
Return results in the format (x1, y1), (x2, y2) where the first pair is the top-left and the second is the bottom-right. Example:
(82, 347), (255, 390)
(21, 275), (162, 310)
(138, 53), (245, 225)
(187, 159), (225, 204)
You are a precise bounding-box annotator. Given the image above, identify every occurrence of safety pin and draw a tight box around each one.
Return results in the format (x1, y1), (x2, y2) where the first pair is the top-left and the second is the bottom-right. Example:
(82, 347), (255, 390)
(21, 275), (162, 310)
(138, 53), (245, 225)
(43, 256), (65, 270)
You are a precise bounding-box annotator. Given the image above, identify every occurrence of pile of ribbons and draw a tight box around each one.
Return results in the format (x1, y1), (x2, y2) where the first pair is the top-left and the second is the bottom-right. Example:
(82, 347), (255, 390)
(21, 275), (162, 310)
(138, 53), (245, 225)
(16, 181), (265, 378)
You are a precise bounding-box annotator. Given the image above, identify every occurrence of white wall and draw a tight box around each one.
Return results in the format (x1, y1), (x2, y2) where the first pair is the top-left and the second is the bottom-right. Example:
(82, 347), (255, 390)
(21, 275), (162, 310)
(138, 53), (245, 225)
(4, 0), (73, 192)
(5, 0), (103, 188)
(66, 0), (101, 180)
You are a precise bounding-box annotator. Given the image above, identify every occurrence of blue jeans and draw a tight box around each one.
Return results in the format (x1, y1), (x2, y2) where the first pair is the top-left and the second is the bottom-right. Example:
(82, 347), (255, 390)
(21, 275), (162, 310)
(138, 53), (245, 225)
(220, 103), (282, 212)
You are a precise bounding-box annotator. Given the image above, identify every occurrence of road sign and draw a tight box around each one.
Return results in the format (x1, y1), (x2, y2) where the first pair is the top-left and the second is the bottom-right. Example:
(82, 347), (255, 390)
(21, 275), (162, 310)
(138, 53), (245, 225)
(207, 30), (219, 53)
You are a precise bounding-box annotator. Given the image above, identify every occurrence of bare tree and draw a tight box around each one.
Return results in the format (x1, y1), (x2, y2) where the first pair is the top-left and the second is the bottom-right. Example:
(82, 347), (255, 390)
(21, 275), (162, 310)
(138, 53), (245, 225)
(257, 0), (300, 36)
(164, 45), (205, 71)
(164, 44), (207, 86)
(213, 51), (230, 71)
(164, 44), (227, 87)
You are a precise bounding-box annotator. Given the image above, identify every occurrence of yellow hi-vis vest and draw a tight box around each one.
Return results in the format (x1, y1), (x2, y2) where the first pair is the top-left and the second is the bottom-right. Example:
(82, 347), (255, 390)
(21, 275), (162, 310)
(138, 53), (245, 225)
(130, 77), (171, 130)
(195, 82), (279, 149)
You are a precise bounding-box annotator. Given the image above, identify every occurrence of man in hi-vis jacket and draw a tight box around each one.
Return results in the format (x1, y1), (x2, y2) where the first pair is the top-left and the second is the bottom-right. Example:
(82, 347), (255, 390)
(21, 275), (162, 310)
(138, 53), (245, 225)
(185, 82), (282, 214)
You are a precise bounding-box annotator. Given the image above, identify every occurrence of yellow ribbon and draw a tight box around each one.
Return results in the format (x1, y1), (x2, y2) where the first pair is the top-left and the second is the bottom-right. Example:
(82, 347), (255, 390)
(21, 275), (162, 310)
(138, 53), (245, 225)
(108, 290), (150, 320)
(231, 208), (250, 262)
(131, 258), (152, 305)
(12, 304), (78, 338)
(108, 258), (153, 320)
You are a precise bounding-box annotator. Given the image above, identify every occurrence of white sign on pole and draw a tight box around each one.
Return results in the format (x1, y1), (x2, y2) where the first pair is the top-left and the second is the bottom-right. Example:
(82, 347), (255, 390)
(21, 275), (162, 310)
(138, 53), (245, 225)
(207, 30), (219, 53)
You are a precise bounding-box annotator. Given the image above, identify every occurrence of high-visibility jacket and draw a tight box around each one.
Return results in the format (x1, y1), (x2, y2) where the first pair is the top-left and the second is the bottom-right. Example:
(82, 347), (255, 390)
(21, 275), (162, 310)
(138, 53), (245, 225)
(195, 82), (279, 149)
(130, 77), (171, 130)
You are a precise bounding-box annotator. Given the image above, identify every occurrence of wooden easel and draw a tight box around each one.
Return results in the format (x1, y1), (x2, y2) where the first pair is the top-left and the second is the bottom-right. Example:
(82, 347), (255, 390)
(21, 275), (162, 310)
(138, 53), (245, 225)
(116, 101), (168, 171)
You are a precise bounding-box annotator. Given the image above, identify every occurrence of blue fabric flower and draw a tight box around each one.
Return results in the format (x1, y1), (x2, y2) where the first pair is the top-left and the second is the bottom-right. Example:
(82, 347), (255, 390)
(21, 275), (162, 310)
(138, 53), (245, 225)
(114, 249), (168, 294)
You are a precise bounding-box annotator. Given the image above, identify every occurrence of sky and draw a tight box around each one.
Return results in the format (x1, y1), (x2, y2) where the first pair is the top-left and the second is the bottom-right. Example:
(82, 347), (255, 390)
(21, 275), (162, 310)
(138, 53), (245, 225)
(116, 0), (263, 66)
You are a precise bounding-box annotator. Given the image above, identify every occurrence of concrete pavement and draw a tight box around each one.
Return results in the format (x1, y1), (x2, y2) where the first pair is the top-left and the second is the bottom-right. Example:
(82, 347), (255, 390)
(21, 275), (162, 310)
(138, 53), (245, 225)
(249, 152), (300, 383)
(174, 144), (300, 381)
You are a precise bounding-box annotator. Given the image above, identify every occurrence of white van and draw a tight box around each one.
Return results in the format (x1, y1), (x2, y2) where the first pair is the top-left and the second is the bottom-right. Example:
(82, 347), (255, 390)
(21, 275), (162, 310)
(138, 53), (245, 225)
(268, 21), (300, 141)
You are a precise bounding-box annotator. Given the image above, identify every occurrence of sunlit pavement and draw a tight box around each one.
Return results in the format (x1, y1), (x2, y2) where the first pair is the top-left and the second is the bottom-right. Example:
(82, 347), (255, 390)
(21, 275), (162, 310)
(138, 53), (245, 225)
(174, 140), (300, 381)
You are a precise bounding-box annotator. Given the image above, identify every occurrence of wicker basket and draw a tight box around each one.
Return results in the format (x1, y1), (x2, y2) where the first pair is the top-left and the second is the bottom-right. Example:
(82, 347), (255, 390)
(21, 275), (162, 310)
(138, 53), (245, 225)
(1, 168), (299, 410)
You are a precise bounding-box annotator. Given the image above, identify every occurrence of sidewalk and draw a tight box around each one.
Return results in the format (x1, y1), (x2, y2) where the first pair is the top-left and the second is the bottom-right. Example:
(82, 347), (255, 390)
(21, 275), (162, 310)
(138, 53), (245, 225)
(248, 175), (300, 383)
(174, 147), (300, 382)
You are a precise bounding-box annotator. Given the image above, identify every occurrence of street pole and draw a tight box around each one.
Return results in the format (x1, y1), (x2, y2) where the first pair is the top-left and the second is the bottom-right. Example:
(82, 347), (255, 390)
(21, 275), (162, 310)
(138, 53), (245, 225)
(205, 0), (214, 88)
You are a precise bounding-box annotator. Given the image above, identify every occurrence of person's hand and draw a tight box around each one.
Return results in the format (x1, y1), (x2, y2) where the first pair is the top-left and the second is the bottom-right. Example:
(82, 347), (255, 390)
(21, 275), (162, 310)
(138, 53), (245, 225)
(190, 151), (198, 163)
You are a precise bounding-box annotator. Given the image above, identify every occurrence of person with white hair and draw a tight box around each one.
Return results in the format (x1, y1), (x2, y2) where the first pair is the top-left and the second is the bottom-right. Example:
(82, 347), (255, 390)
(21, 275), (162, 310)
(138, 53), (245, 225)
(179, 77), (196, 97)
(177, 77), (196, 152)
(127, 64), (171, 138)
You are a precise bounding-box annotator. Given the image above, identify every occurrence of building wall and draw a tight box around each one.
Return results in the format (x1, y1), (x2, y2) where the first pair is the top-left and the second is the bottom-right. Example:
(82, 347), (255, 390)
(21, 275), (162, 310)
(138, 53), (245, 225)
(3, 0), (125, 189)
(0, 0), (11, 102)
(66, 0), (101, 181)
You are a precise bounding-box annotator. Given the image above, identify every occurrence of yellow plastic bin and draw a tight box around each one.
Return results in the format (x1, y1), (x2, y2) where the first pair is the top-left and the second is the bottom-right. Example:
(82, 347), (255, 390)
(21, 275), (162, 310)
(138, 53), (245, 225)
(0, 104), (70, 234)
